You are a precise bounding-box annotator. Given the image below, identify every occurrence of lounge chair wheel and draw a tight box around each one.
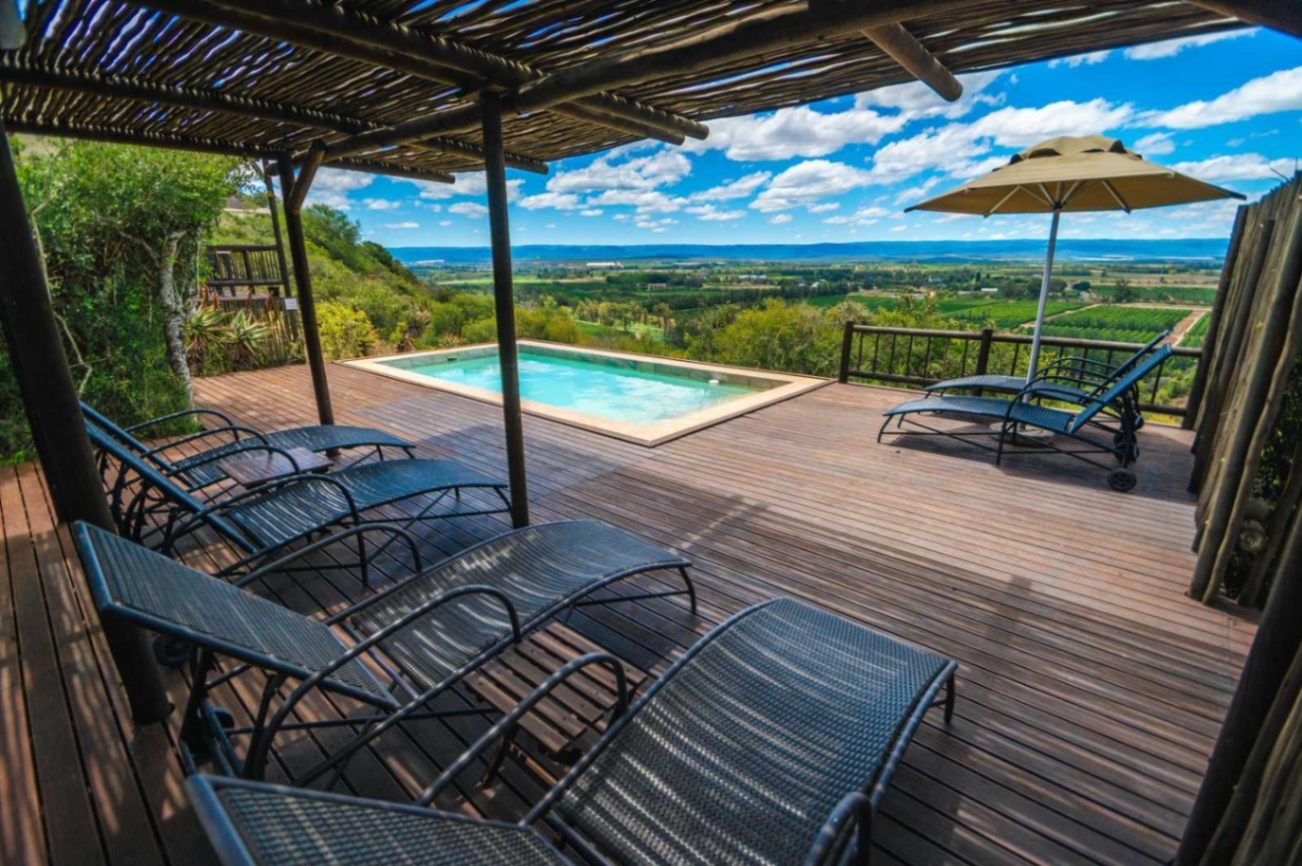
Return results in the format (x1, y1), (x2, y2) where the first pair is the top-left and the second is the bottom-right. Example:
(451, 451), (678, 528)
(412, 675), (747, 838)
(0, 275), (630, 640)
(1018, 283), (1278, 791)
(153, 634), (194, 668)
(1107, 469), (1137, 493)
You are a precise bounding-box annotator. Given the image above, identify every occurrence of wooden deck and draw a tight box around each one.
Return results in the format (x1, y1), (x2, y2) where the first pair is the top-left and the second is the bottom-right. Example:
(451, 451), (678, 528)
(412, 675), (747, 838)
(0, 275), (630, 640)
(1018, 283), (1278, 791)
(1, 362), (1255, 866)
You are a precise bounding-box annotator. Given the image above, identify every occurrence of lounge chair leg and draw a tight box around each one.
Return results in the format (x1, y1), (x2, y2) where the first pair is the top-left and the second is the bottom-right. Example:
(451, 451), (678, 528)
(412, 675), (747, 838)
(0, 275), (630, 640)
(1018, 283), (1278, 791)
(357, 530), (370, 588)
(876, 417), (890, 443)
(680, 566), (698, 615)
(179, 650), (217, 763)
(856, 803), (873, 866)
(480, 730), (514, 788)
(944, 672), (956, 725)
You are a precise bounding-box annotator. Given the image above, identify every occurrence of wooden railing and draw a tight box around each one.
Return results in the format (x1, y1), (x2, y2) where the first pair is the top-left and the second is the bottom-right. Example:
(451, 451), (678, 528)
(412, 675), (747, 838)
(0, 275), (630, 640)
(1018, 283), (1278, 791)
(837, 323), (1202, 420)
(207, 244), (289, 296)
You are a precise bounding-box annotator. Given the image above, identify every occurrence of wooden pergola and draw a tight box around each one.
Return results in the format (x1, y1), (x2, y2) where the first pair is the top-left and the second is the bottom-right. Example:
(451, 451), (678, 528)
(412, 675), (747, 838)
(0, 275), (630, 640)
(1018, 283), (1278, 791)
(1, 1), (1299, 863)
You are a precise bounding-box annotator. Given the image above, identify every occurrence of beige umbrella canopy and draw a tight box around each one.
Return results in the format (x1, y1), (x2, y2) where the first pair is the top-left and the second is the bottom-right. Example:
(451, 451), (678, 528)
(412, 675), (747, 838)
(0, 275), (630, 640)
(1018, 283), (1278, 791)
(907, 135), (1243, 379)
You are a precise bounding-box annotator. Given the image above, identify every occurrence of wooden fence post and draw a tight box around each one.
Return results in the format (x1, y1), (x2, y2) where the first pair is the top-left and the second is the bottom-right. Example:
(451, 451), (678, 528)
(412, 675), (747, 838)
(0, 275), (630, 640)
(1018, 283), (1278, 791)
(974, 327), (994, 375)
(838, 321), (855, 383)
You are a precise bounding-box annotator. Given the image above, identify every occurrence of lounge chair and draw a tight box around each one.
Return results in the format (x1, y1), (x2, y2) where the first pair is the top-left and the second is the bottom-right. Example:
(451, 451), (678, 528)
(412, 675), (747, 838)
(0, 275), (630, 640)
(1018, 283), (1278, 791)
(185, 597), (956, 866)
(85, 418), (510, 582)
(81, 402), (414, 493)
(74, 519), (694, 781)
(880, 345), (1174, 491)
(925, 329), (1169, 415)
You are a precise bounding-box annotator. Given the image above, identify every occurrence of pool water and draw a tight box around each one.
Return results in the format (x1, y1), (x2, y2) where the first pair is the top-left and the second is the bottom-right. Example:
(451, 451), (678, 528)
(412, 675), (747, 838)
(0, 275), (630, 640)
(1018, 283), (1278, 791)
(398, 350), (761, 425)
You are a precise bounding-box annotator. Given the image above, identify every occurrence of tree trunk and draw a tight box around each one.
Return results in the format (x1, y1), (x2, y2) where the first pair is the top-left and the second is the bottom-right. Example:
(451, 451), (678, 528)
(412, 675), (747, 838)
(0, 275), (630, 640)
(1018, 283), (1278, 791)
(158, 231), (193, 402)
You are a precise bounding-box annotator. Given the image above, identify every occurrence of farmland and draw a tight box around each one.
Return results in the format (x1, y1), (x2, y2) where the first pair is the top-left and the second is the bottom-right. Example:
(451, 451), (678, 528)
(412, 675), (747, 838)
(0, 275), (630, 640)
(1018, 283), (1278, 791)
(1037, 305), (1192, 342)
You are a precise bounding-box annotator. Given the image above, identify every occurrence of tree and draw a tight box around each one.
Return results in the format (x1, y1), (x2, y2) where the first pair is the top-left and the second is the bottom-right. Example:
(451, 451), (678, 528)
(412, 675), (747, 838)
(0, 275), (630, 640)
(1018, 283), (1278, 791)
(18, 140), (244, 401)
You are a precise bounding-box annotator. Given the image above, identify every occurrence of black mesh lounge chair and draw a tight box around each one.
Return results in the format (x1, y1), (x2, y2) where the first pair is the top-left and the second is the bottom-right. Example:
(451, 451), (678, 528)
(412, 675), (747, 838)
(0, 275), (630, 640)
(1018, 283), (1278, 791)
(75, 519), (694, 781)
(880, 345), (1174, 492)
(85, 418), (510, 581)
(186, 598), (956, 866)
(924, 329), (1170, 413)
(81, 402), (414, 493)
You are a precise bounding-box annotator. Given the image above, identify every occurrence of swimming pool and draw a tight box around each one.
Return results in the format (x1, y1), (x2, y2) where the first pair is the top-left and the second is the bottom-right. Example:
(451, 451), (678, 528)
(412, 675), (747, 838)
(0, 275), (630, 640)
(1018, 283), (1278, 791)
(345, 341), (827, 446)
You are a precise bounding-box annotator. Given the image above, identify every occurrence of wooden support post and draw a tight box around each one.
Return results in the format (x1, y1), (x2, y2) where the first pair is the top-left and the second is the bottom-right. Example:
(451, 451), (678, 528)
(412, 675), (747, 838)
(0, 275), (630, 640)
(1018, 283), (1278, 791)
(0, 121), (170, 724)
(838, 321), (855, 383)
(862, 23), (962, 101)
(277, 153), (334, 426)
(481, 93), (529, 529)
(974, 327), (995, 375)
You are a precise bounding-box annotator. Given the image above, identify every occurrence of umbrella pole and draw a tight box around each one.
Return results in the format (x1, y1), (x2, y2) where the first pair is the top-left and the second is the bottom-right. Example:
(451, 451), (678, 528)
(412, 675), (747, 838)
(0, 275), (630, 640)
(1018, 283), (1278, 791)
(1026, 206), (1062, 382)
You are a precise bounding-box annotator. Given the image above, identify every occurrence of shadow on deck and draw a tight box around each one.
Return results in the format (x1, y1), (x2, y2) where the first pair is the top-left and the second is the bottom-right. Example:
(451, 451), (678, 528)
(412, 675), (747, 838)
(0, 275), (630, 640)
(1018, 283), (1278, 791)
(0, 363), (1254, 866)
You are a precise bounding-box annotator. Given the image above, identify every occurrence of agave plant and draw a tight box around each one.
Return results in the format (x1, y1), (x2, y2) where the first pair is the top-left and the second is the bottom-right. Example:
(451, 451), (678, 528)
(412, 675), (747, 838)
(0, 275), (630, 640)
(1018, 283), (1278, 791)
(184, 306), (231, 368)
(226, 309), (275, 369)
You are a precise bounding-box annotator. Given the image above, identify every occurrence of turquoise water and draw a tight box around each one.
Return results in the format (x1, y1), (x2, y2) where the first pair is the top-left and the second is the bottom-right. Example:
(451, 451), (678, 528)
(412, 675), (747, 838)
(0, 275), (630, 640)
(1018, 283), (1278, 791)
(397, 350), (760, 425)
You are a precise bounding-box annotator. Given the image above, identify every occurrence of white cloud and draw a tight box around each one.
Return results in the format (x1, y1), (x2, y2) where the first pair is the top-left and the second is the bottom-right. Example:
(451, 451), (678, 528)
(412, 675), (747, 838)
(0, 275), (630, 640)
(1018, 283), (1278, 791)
(854, 70), (1004, 122)
(1142, 66), (1302, 129)
(449, 201), (488, 217)
(1133, 132), (1176, 156)
(410, 172), (522, 202)
(687, 172), (772, 202)
(545, 223), (556, 229)
(547, 149), (690, 195)
(890, 224), (908, 232)
(1124, 29), (1253, 60)
(1048, 51), (1109, 68)
(384, 221), (420, 230)
(894, 177), (943, 205)
(580, 209), (604, 217)
(769, 214), (792, 225)
(685, 106), (906, 161)
(586, 189), (683, 214)
(364, 198), (402, 211)
(686, 204), (745, 221)
(306, 168), (373, 209)
(1170, 153), (1294, 182)
(438, 219), (452, 227)
(808, 202), (840, 213)
(823, 206), (888, 227)
(750, 160), (876, 212)
(519, 192), (580, 211)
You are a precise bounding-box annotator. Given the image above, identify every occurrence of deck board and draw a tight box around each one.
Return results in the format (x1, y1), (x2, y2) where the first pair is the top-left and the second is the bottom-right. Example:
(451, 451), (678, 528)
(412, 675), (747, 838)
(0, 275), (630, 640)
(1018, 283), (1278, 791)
(0, 361), (1254, 866)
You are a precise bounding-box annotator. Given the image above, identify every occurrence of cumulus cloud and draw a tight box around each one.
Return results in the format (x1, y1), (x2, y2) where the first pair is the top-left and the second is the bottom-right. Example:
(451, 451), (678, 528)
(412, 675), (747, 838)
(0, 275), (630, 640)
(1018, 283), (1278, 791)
(684, 106), (906, 161)
(823, 206), (888, 227)
(854, 70), (1004, 121)
(519, 192), (581, 210)
(1047, 51), (1109, 69)
(449, 201), (488, 217)
(1124, 29), (1254, 60)
(547, 149), (691, 195)
(384, 221), (420, 230)
(769, 214), (792, 225)
(364, 198), (402, 211)
(580, 208), (604, 217)
(750, 160), (876, 212)
(1132, 132), (1176, 156)
(410, 172), (522, 202)
(1141, 66), (1302, 129)
(1170, 154), (1294, 182)
(686, 204), (745, 221)
(586, 189), (683, 214)
(306, 168), (373, 209)
(687, 172), (772, 202)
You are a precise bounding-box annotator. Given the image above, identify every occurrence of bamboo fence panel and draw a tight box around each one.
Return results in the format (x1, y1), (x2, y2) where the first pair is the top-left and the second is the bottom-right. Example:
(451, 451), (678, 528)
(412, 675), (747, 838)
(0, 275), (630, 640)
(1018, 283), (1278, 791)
(1189, 174), (1302, 605)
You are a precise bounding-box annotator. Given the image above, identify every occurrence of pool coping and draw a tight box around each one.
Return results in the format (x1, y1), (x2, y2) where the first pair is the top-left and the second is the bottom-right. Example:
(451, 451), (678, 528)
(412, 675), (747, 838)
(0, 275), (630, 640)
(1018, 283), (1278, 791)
(341, 340), (831, 447)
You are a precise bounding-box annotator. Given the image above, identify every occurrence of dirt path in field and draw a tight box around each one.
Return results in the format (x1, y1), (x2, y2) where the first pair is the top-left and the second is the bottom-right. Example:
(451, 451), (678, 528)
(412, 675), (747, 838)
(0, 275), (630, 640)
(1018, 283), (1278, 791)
(1169, 309), (1208, 345)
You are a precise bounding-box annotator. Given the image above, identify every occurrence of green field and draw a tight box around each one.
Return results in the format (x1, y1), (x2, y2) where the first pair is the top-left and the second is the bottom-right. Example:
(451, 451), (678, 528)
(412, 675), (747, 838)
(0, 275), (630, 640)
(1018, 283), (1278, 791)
(1089, 284), (1217, 305)
(1036, 305), (1191, 342)
(1182, 312), (1212, 348)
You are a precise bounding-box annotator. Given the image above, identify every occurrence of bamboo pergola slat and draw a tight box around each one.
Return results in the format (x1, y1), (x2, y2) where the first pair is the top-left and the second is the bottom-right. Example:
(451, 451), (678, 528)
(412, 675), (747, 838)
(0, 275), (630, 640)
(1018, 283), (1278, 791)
(1, 0), (1248, 183)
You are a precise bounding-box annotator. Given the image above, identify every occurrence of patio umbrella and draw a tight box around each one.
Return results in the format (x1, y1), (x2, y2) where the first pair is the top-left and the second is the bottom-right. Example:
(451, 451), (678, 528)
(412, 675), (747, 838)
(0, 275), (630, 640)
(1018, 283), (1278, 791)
(906, 134), (1243, 380)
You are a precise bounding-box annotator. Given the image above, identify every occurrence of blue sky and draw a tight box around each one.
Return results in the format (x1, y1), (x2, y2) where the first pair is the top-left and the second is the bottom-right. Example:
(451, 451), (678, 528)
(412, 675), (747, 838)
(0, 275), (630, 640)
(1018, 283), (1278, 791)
(307, 29), (1301, 249)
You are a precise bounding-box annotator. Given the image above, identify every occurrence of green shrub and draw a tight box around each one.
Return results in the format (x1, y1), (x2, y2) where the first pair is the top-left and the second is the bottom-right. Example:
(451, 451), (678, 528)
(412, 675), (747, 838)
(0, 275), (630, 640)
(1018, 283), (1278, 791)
(317, 301), (380, 359)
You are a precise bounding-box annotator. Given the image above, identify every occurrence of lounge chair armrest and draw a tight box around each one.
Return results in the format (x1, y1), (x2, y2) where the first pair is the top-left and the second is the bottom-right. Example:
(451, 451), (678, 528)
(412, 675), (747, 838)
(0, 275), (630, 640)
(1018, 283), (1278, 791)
(142, 424), (269, 457)
(234, 524), (425, 591)
(125, 407), (236, 434)
(245, 584), (527, 779)
(420, 653), (629, 807)
(167, 442), (302, 475)
(803, 791), (870, 866)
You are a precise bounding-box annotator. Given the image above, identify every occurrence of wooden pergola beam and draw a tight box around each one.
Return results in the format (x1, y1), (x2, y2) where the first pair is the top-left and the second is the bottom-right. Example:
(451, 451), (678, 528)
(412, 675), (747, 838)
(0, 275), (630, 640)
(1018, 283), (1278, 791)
(0, 64), (548, 174)
(1189, 0), (1302, 37)
(130, 0), (706, 148)
(510, 0), (963, 115)
(323, 0), (963, 163)
(862, 23), (962, 102)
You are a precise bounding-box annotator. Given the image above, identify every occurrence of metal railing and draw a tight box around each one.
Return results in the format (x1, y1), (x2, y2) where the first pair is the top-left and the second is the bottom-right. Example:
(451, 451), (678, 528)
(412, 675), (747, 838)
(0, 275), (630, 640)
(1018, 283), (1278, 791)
(838, 323), (1203, 420)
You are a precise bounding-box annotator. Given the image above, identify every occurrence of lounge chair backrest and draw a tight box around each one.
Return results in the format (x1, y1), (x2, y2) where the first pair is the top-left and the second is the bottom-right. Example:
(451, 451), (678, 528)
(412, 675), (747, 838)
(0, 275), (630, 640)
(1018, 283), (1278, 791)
(73, 522), (389, 705)
(1069, 344), (1173, 433)
(83, 419), (249, 546)
(80, 402), (160, 461)
(1080, 329), (1170, 397)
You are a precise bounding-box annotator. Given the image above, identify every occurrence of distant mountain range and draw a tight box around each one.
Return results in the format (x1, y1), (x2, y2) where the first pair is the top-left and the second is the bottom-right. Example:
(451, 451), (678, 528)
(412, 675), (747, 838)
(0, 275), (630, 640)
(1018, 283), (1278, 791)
(391, 238), (1231, 267)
